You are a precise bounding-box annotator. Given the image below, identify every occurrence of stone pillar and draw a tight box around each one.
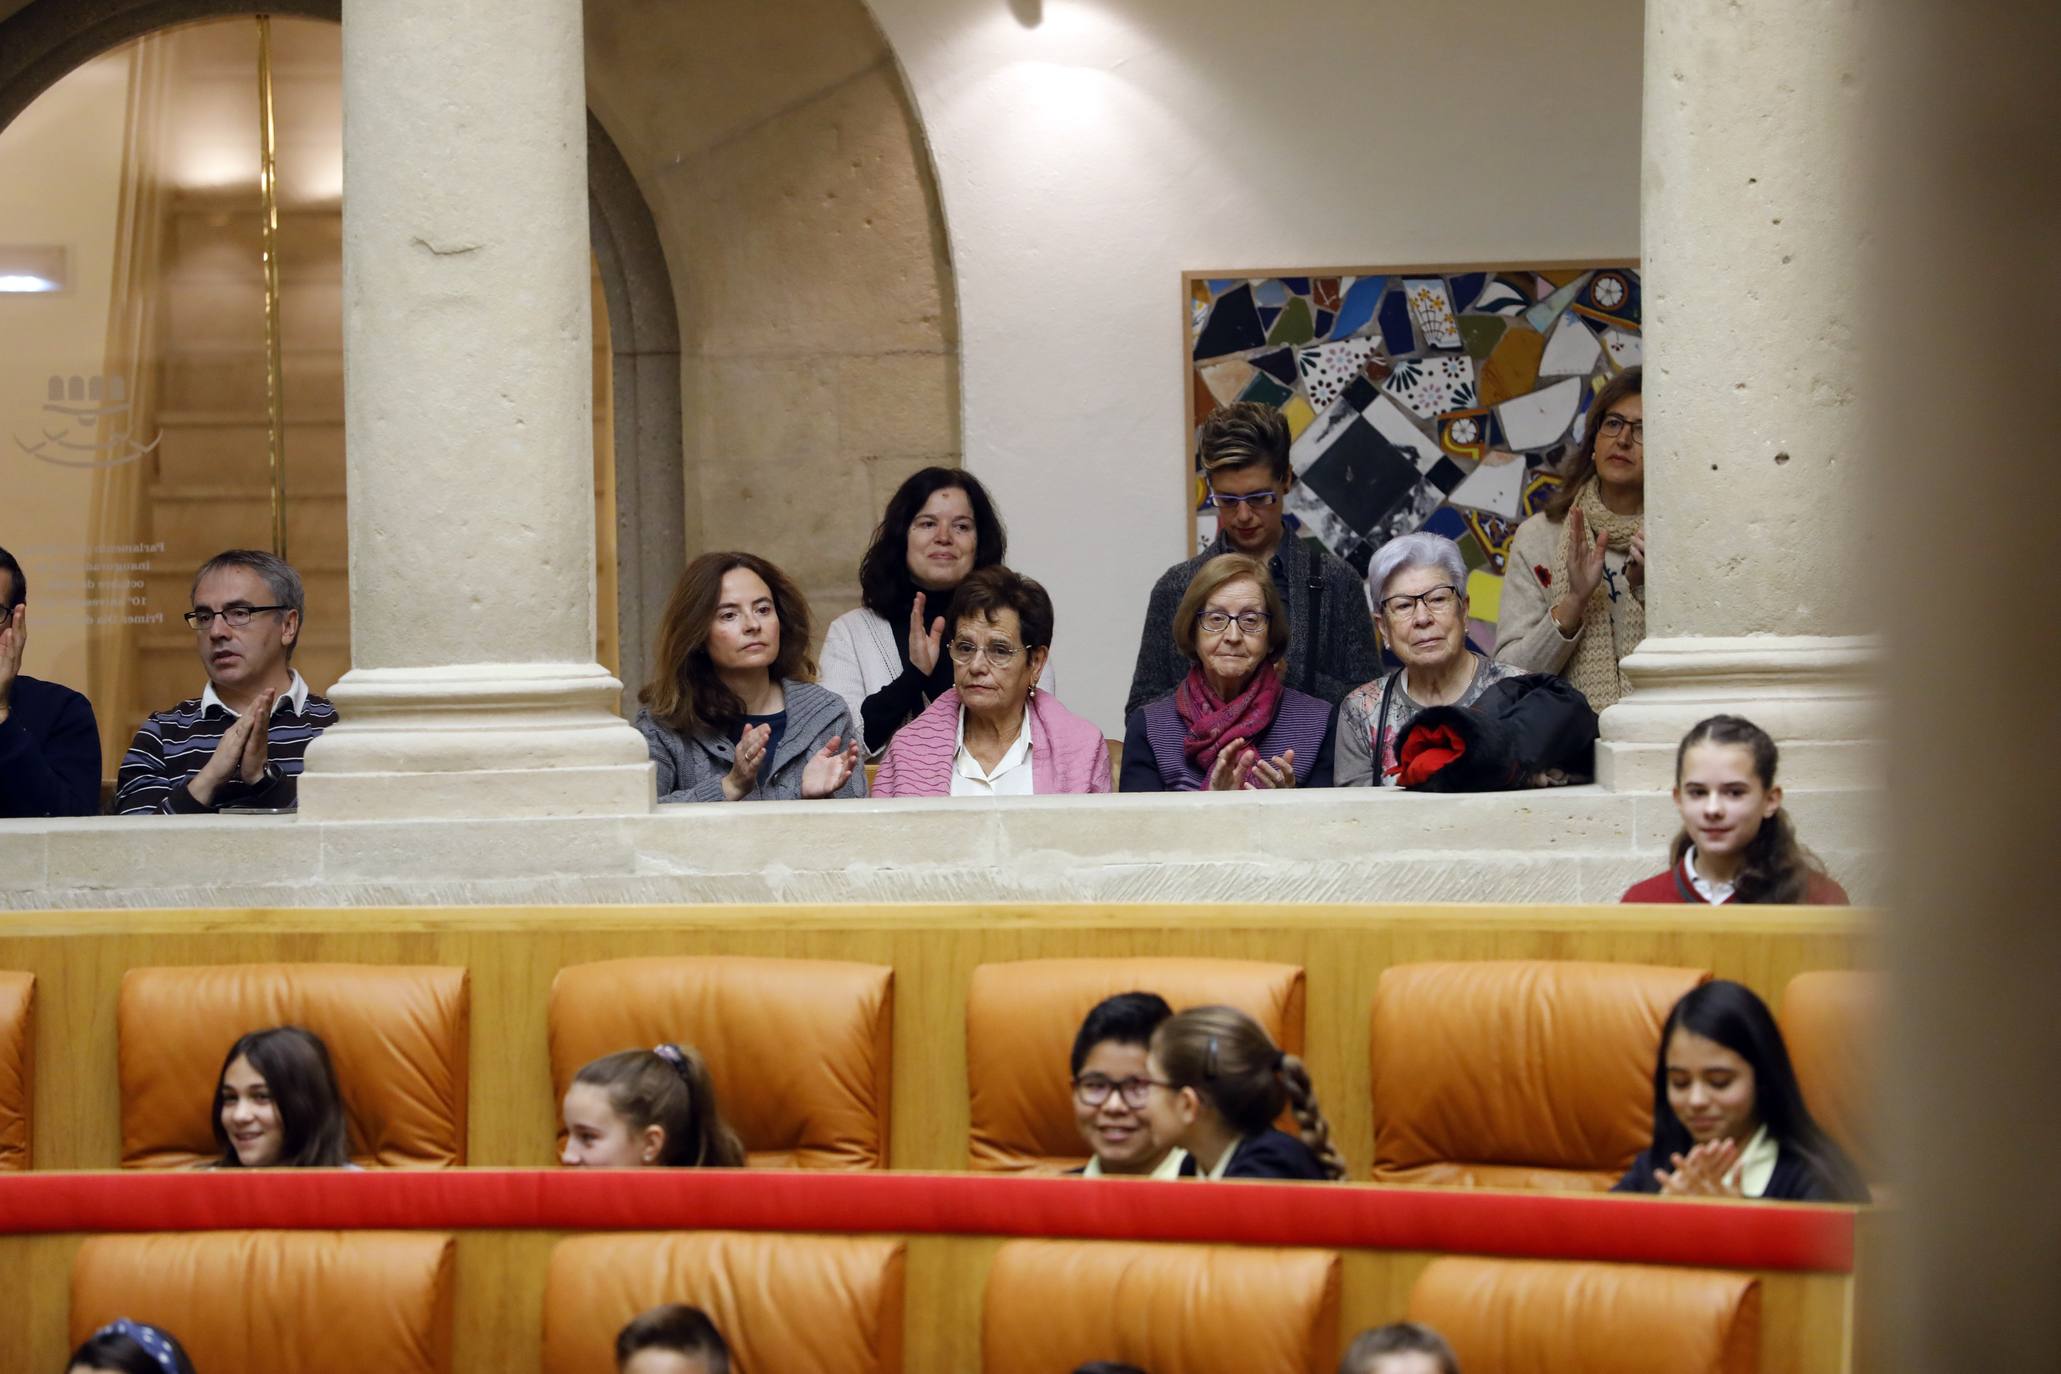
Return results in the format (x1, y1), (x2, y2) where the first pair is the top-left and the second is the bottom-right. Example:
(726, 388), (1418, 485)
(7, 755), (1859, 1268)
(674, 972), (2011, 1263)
(301, 0), (652, 818)
(1596, 0), (1880, 791)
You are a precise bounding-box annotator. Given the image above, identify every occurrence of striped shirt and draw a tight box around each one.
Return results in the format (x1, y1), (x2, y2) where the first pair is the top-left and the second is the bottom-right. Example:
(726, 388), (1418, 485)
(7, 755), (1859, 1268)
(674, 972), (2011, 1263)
(114, 670), (338, 815)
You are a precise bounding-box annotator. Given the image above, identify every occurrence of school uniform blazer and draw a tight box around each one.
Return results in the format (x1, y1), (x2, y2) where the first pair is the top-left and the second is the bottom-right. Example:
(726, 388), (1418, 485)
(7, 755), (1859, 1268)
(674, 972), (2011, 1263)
(1610, 1144), (1866, 1202)
(1220, 1128), (1328, 1181)
(1620, 866), (1850, 905)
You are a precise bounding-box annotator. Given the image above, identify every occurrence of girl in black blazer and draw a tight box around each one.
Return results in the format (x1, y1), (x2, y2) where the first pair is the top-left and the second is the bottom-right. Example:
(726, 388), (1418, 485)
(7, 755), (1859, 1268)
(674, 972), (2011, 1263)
(1139, 1005), (1347, 1181)
(1613, 980), (1868, 1202)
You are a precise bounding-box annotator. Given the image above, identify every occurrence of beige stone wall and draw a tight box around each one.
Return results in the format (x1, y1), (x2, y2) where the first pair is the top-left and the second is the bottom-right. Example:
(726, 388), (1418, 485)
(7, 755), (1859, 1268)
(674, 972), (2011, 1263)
(583, 0), (959, 642)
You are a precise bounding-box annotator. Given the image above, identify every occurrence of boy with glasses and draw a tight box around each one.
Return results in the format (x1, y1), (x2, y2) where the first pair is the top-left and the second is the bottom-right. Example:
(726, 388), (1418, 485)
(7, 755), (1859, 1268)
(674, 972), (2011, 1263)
(114, 548), (338, 814)
(1068, 992), (1194, 1179)
(0, 544), (102, 817)
(1125, 402), (1379, 716)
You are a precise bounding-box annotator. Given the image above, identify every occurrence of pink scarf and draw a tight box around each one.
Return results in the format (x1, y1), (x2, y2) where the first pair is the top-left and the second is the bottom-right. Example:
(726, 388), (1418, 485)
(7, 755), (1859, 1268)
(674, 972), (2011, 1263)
(1175, 663), (1285, 774)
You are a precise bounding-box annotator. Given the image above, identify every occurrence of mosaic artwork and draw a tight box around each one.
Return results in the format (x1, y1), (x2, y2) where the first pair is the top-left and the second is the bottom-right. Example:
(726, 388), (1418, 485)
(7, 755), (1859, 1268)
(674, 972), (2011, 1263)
(1187, 265), (1640, 652)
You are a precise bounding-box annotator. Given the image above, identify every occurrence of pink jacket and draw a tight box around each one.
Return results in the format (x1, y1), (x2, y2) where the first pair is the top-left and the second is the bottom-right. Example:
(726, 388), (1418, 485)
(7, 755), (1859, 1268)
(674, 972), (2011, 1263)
(873, 688), (1112, 797)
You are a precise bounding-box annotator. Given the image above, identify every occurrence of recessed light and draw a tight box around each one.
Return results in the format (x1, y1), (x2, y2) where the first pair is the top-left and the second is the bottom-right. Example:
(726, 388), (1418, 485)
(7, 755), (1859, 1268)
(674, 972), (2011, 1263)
(0, 246), (67, 293)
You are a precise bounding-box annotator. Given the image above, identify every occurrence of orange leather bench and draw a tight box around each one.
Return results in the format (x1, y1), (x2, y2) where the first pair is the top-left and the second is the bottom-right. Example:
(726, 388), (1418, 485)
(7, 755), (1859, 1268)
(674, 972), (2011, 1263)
(548, 955), (894, 1168)
(983, 1238), (1340, 1374)
(541, 1230), (905, 1374)
(0, 970), (30, 1170)
(1370, 961), (1710, 1187)
(966, 957), (1305, 1171)
(1780, 970), (1880, 1183)
(72, 1230), (457, 1374)
(118, 963), (470, 1169)
(1409, 1255), (1760, 1374)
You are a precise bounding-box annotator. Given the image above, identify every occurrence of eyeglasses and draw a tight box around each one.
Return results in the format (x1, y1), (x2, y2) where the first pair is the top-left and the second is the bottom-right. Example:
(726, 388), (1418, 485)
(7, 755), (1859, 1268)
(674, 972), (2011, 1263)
(1207, 487), (1281, 511)
(1197, 608), (1271, 635)
(1377, 586), (1461, 620)
(1597, 414), (1644, 446)
(1072, 1074), (1156, 1109)
(948, 638), (1021, 667)
(184, 604), (289, 630)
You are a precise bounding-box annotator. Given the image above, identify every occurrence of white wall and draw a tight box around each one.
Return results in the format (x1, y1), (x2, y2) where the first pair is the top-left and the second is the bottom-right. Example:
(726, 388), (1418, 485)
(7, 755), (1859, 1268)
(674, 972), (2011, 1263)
(0, 50), (130, 688)
(862, 0), (1643, 731)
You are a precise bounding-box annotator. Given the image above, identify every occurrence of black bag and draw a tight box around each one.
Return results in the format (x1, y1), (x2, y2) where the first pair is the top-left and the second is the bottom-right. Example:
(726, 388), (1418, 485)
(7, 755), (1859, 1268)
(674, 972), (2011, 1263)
(1392, 673), (1599, 792)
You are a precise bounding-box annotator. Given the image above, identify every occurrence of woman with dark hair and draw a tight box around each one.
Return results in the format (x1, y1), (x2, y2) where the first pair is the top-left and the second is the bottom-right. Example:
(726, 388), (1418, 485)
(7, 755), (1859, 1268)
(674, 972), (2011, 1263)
(561, 1044), (746, 1169)
(1622, 714), (1848, 904)
(209, 1026), (351, 1169)
(1136, 1005), (1347, 1181)
(1121, 553), (1335, 791)
(1615, 979), (1868, 1201)
(1494, 366), (1645, 710)
(821, 467), (1050, 758)
(872, 566), (1107, 796)
(635, 551), (864, 803)
(615, 1303), (730, 1374)
(67, 1320), (198, 1374)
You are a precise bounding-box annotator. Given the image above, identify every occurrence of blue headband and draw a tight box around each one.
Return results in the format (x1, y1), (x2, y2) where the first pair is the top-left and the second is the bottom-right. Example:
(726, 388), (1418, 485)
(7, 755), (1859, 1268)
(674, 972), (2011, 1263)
(93, 1320), (181, 1374)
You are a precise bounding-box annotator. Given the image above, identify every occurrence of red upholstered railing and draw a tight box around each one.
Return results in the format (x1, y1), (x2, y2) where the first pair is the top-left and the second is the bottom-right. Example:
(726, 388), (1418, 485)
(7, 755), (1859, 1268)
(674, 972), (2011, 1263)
(0, 1170), (1855, 1273)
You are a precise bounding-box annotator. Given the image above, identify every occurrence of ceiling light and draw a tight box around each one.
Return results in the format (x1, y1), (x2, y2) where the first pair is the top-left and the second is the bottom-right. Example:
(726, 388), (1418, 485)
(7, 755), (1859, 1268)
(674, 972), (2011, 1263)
(0, 246), (67, 293)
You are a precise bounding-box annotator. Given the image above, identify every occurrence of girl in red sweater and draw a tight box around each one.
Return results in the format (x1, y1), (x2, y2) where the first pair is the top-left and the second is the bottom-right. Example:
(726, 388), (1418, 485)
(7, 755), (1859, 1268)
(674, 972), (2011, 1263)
(1622, 714), (1848, 905)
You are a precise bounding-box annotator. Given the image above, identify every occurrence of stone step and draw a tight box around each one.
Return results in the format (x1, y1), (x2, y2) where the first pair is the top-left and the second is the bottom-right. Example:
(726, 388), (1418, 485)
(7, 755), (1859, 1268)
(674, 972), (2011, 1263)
(154, 418), (344, 488)
(162, 277), (342, 350)
(145, 484), (348, 563)
(156, 346), (342, 415)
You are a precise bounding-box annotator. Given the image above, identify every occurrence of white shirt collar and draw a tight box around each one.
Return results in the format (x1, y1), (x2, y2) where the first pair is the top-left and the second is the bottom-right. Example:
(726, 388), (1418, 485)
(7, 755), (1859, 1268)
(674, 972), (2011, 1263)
(1205, 1138), (1243, 1181)
(1683, 846), (1737, 905)
(1082, 1146), (1189, 1180)
(202, 668), (308, 719)
(1728, 1123), (1780, 1198)
(951, 706), (1034, 786)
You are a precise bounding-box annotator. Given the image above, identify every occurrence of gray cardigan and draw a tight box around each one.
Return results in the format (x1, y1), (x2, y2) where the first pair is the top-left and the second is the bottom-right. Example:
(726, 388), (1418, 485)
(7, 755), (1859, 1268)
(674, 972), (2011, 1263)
(635, 679), (869, 803)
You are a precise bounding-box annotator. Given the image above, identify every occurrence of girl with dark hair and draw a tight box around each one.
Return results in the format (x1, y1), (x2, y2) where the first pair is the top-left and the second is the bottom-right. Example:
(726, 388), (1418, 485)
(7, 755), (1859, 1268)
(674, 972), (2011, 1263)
(561, 1044), (746, 1169)
(1494, 366), (1645, 711)
(209, 1025), (352, 1169)
(821, 467), (1049, 758)
(67, 1319), (198, 1374)
(635, 551), (864, 803)
(1614, 979), (1868, 1201)
(615, 1303), (730, 1374)
(1137, 1005), (1347, 1181)
(1622, 714), (1848, 904)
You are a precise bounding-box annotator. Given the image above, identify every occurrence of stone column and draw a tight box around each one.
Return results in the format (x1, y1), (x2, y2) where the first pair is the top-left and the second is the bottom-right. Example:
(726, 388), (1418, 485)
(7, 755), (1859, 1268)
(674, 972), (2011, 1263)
(300, 0), (652, 818)
(1596, 0), (1880, 791)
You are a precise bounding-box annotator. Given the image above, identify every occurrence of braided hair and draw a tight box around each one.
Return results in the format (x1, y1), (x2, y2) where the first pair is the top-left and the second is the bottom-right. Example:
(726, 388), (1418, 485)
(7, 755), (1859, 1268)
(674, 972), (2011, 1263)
(1151, 1005), (1347, 1180)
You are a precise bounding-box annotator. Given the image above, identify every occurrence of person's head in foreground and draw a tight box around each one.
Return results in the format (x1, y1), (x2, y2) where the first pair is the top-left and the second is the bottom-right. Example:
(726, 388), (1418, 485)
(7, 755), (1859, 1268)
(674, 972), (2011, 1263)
(68, 1318), (198, 1374)
(1071, 992), (1180, 1176)
(1627, 979), (1867, 1202)
(1073, 1364), (1150, 1374)
(1669, 713), (1827, 903)
(1338, 1322), (1459, 1374)
(211, 1025), (350, 1168)
(1140, 1004), (1347, 1180)
(562, 1045), (746, 1168)
(616, 1304), (730, 1374)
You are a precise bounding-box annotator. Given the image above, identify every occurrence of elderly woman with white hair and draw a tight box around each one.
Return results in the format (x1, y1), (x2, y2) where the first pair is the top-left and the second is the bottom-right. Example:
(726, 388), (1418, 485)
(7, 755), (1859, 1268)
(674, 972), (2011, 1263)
(1334, 532), (1526, 787)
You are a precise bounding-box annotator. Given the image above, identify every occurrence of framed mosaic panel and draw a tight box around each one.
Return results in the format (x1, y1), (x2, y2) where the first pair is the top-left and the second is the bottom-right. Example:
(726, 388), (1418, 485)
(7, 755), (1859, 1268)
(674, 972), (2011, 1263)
(1185, 263), (1640, 653)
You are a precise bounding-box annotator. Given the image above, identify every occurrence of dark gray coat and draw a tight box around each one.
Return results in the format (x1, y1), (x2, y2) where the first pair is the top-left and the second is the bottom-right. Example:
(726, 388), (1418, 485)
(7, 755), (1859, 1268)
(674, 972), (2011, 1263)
(635, 679), (868, 803)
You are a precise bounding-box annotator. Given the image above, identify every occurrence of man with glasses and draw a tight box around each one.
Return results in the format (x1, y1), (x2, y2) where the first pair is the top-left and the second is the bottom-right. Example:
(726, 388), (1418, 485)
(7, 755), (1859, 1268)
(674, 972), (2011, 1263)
(0, 544), (102, 817)
(1125, 401), (1380, 716)
(114, 548), (338, 814)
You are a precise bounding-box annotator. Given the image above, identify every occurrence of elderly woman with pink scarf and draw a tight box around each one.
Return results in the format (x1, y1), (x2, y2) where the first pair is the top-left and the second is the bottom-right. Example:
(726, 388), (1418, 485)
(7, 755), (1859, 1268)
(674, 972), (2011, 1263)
(1118, 553), (1337, 791)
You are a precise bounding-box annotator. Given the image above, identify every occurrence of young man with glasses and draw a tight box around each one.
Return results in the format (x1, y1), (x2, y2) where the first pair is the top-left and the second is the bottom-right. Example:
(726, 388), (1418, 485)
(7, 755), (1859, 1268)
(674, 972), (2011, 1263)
(0, 544), (102, 817)
(1124, 402), (1380, 716)
(113, 548), (338, 814)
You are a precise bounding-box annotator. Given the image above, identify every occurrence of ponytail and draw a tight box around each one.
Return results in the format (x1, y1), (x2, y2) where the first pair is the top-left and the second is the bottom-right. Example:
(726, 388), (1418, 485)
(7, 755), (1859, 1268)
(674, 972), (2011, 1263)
(1152, 1005), (1349, 1180)
(574, 1044), (747, 1168)
(1276, 1052), (1348, 1181)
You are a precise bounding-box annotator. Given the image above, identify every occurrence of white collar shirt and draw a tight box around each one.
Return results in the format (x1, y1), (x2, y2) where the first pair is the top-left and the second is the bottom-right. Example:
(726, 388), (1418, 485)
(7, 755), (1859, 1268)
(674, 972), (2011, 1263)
(1081, 1146), (1189, 1180)
(949, 706), (1035, 797)
(202, 669), (309, 719)
(1683, 846), (1737, 905)
(1729, 1123), (1781, 1198)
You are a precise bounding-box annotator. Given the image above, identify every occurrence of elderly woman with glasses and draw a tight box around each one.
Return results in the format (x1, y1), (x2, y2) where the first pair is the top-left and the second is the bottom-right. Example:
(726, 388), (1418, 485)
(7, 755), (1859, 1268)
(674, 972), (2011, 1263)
(872, 565), (1111, 796)
(1120, 553), (1336, 791)
(1335, 532), (1525, 787)
(1495, 366), (1645, 711)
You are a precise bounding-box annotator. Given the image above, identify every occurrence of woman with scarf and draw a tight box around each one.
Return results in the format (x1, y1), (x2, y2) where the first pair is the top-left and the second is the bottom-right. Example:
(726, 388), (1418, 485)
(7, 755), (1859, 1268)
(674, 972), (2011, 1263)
(1119, 554), (1336, 791)
(1495, 366), (1646, 711)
